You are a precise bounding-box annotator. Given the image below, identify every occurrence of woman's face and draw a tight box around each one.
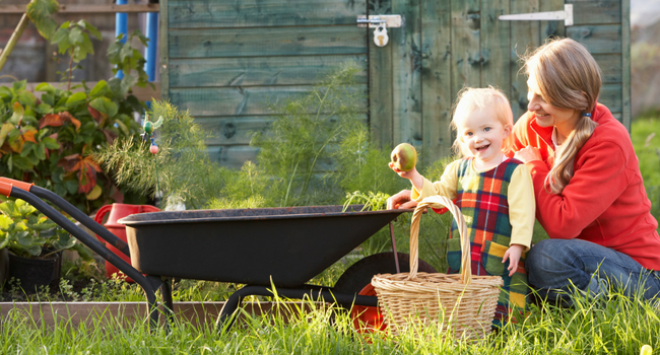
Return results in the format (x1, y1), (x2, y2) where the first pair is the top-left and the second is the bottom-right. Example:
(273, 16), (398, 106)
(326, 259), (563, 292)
(527, 75), (581, 131)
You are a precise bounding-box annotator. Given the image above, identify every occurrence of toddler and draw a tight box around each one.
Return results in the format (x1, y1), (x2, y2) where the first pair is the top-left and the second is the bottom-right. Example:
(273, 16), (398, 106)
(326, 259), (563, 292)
(390, 87), (535, 326)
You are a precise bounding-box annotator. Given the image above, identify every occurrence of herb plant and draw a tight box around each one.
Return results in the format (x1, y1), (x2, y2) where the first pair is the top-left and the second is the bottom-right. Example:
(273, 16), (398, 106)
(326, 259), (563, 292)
(250, 62), (366, 207)
(97, 101), (225, 210)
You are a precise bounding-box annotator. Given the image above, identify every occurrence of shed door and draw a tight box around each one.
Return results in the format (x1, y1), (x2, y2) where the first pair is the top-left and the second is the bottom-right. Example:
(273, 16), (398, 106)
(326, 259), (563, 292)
(372, 0), (629, 167)
(161, 0), (370, 168)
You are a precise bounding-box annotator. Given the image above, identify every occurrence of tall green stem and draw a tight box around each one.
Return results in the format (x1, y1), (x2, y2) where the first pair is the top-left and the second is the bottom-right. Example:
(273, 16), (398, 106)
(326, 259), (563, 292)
(281, 161), (299, 207)
(299, 79), (338, 196)
(0, 14), (30, 74)
(301, 130), (339, 196)
(67, 53), (73, 91)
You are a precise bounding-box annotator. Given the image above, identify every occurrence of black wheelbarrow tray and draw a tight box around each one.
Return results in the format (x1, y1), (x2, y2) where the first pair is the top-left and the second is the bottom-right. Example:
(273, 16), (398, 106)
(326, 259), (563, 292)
(0, 177), (423, 332)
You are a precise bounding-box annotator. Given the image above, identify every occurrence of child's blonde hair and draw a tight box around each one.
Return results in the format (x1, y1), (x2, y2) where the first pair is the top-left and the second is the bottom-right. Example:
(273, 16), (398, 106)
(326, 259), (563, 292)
(523, 38), (601, 194)
(451, 86), (514, 157)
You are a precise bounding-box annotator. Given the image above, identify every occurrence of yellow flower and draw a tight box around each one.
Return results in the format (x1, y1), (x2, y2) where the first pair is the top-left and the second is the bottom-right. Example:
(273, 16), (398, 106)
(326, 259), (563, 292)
(641, 345), (653, 355)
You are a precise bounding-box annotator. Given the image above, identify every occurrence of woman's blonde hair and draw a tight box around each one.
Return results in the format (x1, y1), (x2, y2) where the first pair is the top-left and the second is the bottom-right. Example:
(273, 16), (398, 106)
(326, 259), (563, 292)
(451, 86), (514, 157)
(524, 38), (601, 194)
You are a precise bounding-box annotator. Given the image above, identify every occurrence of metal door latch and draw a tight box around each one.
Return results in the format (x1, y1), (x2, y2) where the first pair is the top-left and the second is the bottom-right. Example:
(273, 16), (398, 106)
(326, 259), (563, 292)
(357, 15), (402, 28)
(357, 15), (401, 48)
(498, 4), (573, 26)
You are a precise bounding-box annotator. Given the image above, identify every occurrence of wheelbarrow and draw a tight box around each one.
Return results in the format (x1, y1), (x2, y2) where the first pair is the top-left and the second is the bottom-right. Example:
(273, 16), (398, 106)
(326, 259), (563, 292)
(0, 177), (435, 331)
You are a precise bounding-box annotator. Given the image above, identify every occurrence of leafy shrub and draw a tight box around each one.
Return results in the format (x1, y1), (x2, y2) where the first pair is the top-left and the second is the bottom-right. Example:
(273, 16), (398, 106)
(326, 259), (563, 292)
(107, 30), (154, 97)
(0, 199), (90, 259)
(0, 80), (142, 214)
(51, 19), (102, 89)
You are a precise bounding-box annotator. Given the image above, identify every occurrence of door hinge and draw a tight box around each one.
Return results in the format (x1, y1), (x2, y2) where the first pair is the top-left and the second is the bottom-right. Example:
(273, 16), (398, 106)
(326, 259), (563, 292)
(499, 4), (573, 27)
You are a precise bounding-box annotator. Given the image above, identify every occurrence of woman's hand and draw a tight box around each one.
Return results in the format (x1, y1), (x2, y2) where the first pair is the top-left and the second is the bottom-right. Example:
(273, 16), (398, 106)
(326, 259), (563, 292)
(387, 190), (418, 210)
(514, 146), (542, 163)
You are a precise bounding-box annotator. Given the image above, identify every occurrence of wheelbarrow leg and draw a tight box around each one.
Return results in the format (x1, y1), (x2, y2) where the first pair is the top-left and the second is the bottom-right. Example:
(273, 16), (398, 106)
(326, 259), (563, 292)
(144, 287), (159, 331)
(215, 285), (379, 333)
(145, 275), (170, 331)
(161, 278), (175, 324)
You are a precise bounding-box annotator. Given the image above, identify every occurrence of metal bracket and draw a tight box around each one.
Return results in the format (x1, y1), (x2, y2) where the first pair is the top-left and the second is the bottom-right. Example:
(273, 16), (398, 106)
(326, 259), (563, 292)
(357, 14), (402, 28)
(499, 4), (573, 27)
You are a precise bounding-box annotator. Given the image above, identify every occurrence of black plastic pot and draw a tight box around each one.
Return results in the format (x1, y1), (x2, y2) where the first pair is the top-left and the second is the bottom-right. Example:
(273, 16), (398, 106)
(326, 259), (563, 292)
(0, 248), (8, 287)
(7, 251), (62, 292)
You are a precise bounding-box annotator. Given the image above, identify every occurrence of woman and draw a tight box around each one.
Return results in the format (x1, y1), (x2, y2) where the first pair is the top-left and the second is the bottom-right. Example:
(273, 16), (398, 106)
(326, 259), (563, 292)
(389, 38), (660, 302)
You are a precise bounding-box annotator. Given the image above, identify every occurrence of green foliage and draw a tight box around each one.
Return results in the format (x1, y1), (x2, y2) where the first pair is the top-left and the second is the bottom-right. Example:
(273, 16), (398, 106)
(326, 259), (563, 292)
(342, 191), (390, 212)
(51, 20), (102, 88)
(107, 30), (155, 97)
(0, 199), (77, 258)
(0, 80), (142, 214)
(250, 63), (367, 207)
(56, 276), (237, 303)
(631, 114), (660, 226)
(336, 125), (407, 196)
(26, 0), (59, 41)
(97, 101), (224, 209)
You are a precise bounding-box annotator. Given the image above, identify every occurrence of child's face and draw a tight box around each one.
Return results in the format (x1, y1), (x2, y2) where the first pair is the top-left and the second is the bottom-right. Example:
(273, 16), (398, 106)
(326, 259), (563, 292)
(458, 108), (511, 164)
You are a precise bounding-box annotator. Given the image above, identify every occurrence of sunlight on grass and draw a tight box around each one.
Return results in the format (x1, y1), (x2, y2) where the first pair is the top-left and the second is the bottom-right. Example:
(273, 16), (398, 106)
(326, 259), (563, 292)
(1, 285), (658, 354)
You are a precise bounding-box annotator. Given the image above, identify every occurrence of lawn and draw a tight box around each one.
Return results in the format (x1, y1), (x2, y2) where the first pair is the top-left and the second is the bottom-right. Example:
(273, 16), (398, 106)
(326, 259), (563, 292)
(1, 285), (658, 354)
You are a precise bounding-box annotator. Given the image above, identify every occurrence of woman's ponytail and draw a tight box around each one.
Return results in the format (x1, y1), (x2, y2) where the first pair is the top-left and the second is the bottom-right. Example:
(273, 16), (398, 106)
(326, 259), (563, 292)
(524, 38), (602, 194)
(545, 115), (598, 194)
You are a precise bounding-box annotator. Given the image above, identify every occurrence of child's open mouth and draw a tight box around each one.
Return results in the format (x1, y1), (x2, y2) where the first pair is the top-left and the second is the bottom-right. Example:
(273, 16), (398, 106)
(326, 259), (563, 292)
(476, 144), (490, 152)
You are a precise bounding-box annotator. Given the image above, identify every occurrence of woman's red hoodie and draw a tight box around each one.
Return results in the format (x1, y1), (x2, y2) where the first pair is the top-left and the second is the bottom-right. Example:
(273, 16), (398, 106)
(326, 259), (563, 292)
(510, 103), (660, 270)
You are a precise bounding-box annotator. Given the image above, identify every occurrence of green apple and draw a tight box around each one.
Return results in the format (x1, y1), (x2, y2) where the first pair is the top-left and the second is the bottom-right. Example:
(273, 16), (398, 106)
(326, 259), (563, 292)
(391, 143), (417, 172)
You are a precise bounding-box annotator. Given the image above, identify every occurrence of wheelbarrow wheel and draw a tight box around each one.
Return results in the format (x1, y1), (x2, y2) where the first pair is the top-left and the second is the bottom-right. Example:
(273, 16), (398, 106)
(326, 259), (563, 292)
(333, 252), (436, 295)
(333, 252), (436, 334)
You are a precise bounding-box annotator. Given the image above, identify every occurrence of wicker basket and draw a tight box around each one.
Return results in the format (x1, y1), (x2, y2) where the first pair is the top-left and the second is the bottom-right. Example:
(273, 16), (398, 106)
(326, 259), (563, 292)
(371, 196), (504, 338)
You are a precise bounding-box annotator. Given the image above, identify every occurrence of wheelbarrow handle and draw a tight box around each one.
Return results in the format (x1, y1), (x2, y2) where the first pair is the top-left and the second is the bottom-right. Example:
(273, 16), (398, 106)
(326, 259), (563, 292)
(0, 177), (130, 257)
(0, 181), (156, 300)
(4, 184), (163, 329)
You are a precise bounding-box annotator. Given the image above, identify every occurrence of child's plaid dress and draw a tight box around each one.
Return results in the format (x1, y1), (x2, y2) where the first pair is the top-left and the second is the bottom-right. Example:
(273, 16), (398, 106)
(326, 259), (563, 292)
(445, 157), (529, 327)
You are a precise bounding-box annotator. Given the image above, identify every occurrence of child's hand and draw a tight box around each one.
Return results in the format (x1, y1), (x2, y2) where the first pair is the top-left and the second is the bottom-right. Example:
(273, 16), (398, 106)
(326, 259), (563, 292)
(387, 190), (417, 210)
(388, 162), (419, 180)
(502, 244), (525, 277)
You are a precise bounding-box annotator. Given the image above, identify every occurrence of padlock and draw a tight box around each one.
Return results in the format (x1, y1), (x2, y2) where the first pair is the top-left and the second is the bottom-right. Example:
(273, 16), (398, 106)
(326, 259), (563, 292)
(373, 25), (389, 47)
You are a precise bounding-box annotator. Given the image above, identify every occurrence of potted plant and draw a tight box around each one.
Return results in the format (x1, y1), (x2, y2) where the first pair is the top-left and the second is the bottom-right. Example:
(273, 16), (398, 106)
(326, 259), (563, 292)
(0, 198), (85, 292)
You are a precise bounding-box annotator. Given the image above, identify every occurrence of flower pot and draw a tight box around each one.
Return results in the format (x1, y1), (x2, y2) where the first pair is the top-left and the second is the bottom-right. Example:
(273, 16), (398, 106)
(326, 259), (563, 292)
(0, 248), (8, 287)
(7, 251), (62, 293)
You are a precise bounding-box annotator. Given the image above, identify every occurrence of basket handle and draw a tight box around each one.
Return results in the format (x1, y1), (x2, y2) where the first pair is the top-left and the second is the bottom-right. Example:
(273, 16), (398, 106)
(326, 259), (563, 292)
(408, 196), (471, 284)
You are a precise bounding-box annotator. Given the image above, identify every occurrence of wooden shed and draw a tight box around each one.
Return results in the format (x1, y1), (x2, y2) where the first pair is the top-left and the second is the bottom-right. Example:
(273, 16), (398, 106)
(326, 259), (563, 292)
(159, 0), (630, 169)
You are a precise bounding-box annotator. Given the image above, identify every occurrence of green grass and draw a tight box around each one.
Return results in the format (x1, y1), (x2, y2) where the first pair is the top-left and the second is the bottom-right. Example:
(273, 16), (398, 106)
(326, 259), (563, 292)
(1, 286), (658, 354)
(631, 113), (660, 223)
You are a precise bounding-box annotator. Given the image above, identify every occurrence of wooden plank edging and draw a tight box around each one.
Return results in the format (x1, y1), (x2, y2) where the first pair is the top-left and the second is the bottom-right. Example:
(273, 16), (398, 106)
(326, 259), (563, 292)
(0, 301), (322, 328)
(0, 4), (159, 14)
(0, 82), (161, 103)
